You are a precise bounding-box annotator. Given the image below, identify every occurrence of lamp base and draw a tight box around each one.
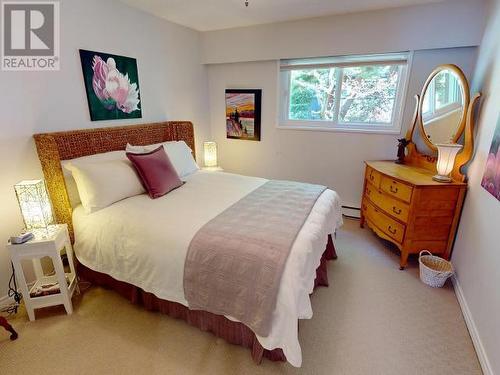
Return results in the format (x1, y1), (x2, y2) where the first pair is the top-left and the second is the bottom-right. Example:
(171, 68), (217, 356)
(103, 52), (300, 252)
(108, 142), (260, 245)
(432, 174), (452, 183)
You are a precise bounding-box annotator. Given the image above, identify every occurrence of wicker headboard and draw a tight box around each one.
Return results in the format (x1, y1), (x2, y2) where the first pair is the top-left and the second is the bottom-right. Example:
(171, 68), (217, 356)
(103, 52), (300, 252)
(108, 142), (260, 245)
(33, 121), (195, 240)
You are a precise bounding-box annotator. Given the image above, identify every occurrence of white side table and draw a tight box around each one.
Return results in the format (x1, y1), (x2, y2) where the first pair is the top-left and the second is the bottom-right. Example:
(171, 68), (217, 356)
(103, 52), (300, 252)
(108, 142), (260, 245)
(6, 224), (78, 321)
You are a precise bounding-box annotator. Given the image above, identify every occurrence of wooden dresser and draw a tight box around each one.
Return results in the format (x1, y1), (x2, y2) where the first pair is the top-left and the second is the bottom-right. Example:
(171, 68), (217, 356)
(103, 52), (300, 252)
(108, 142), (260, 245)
(360, 161), (467, 269)
(358, 64), (482, 269)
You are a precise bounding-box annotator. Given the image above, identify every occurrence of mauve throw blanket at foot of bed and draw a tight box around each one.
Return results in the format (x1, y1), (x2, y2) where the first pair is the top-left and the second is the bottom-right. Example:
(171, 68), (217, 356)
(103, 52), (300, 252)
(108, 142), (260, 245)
(184, 180), (327, 337)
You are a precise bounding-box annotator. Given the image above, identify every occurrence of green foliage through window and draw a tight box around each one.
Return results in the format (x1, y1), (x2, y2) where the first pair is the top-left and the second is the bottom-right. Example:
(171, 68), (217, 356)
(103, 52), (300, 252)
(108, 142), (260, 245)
(287, 64), (403, 126)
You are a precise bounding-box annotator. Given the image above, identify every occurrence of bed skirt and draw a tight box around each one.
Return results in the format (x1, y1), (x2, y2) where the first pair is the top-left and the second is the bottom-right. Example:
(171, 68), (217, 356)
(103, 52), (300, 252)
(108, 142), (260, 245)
(77, 234), (336, 364)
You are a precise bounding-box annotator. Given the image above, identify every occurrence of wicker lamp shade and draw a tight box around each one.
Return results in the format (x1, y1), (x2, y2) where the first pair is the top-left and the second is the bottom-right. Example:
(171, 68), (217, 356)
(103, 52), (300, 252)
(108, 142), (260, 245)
(14, 179), (54, 230)
(203, 141), (218, 167)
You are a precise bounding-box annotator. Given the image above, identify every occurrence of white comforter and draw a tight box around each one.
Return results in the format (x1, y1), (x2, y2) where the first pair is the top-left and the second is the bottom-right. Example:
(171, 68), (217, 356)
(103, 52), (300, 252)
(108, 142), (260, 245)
(73, 170), (343, 367)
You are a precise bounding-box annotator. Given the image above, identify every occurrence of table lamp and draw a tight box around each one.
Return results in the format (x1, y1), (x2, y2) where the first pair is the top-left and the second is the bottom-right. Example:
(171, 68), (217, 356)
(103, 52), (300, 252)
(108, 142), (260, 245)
(203, 141), (218, 168)
(14, 179), (54, 232)
(433, 144), (463, 182)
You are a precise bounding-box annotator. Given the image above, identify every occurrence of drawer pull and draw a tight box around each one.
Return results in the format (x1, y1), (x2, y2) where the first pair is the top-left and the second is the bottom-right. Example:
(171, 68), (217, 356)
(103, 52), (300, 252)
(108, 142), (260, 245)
(392, 206), (402, 215)
(389, 185), (398, 194)
(388, 225), (397, 235)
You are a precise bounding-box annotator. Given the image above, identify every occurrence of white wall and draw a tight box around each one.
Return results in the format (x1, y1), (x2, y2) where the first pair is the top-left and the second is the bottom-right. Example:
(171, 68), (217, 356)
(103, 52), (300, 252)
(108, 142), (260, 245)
(207, 47), (477, 210)
(0, 0), (209, 298)
(201, 0), (486, 64)
(452, 0), (500, 373)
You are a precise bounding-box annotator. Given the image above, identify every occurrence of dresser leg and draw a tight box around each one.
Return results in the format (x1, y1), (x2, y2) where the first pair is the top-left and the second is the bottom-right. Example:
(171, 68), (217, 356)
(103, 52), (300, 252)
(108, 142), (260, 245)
(359, 215), (365, 228)
(399, 251), (409, 270)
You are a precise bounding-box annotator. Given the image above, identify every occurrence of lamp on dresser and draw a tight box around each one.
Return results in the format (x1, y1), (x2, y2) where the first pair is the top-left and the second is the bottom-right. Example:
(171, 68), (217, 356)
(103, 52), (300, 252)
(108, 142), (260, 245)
(433, 143), (463, 182)
(360, 64), (481, 269)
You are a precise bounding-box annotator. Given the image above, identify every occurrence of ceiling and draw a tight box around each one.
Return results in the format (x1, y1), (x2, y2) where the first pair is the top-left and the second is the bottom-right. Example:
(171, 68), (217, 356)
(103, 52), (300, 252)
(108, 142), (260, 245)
(119, 0), (446, 32)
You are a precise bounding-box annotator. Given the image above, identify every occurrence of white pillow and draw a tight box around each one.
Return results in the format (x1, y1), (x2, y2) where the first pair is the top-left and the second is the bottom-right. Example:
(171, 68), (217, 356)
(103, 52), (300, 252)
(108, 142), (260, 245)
(61, 150), (125, 208)
(164, 141), (199, 178)
(64, 159), (145, 214)
(126, 141), (199, 178)
(125, 143), (165, 154)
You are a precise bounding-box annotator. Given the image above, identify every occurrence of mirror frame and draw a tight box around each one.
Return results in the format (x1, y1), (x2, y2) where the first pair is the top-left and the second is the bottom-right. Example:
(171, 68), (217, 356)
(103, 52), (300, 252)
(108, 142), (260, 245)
(417, 64), (470, 151)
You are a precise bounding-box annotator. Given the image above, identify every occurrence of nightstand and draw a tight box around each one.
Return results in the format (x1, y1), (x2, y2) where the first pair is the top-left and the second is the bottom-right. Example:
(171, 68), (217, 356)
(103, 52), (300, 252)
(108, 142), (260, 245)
(6, 224), (78, 321)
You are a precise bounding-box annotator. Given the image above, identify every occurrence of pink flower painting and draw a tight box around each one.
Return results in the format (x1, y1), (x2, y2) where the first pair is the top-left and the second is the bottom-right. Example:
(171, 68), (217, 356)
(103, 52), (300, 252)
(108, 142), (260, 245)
(481, 114), (500, 201)
(92, 56), (140, 114)
(80, 49), (142, 121)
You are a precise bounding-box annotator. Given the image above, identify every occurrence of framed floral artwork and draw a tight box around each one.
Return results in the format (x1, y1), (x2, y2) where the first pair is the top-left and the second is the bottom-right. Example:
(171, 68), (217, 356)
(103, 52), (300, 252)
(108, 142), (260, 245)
(79, 49), (142, 121)
(481, 113), (500, 201)
(225, 89), (261, 141)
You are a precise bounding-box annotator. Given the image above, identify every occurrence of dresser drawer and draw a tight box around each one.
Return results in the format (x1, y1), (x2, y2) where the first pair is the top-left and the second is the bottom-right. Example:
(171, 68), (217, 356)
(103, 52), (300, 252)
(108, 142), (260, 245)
(365, 182), (410, 223)
(363, 201), (406, 243)
(366, 166), (382, 187)
(380, 177), (413, 203)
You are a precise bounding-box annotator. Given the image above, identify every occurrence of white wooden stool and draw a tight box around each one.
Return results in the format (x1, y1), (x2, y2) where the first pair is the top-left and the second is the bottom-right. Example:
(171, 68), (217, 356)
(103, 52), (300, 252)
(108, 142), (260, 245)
(6, 224), (78, 321)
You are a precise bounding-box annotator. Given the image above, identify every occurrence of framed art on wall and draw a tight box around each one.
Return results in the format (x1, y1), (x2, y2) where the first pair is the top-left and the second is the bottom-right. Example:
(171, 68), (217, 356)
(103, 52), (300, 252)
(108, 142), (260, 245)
(225, 89), (261, 141)
(79, 49), (142, 121)
(481, 113), (500, 201)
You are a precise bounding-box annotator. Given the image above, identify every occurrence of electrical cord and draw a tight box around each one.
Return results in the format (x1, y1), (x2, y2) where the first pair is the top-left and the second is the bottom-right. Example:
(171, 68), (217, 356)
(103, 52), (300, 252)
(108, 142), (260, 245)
(1, 262), (92, 316)
(1, 263), (22, 315)
(9, 262), (22, 304)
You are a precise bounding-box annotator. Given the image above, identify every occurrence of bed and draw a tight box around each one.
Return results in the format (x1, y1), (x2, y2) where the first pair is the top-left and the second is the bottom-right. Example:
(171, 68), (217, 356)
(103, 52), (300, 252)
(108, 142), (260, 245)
(34, 121), (343, 367)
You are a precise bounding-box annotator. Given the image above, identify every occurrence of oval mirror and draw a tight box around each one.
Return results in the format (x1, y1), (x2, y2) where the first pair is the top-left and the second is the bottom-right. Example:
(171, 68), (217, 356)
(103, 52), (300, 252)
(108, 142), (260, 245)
(419, 65), (469, 149)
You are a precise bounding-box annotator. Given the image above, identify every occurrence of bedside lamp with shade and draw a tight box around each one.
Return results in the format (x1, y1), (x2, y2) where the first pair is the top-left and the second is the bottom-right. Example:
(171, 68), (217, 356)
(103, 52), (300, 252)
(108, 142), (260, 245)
(433, 143), (463, 182)
(14, 179), (55, 233)
(203, 141), (218, 168)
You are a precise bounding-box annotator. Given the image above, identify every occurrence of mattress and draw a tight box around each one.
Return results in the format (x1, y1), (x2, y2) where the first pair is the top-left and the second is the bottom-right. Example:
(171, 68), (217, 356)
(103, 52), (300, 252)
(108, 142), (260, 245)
(73, 170), (343, 367)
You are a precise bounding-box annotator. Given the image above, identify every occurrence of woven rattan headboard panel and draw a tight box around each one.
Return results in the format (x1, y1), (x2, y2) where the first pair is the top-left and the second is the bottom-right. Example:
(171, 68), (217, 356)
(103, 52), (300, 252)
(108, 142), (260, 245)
(33, 121), (195, 240)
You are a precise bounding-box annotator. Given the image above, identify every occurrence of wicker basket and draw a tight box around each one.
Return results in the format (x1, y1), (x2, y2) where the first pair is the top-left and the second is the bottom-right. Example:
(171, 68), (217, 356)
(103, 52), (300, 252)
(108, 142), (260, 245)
(419, 250), (454, 288)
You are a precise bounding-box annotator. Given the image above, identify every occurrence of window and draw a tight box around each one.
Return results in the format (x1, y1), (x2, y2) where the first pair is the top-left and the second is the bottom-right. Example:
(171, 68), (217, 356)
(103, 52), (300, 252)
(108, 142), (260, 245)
(422, 69), (463, 122)
(279, 52), (410, 133)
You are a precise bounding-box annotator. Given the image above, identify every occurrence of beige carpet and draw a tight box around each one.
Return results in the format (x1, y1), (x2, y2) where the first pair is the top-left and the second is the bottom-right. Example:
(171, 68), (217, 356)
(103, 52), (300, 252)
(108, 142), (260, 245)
(0, 219), (481, 375)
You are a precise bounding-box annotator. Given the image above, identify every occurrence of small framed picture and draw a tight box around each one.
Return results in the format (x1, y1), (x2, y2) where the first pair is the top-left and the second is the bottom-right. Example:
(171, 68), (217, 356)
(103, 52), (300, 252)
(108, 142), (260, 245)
(225, 89), (261, 141)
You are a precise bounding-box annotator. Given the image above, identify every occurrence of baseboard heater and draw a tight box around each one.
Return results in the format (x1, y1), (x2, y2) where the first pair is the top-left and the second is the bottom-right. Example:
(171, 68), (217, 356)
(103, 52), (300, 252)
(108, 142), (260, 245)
(342, 205), (361, 219)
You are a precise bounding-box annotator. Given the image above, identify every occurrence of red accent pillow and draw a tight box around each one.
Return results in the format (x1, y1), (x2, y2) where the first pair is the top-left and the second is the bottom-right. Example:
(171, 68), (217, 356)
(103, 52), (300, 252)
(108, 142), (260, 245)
(126, 146), (183, 199)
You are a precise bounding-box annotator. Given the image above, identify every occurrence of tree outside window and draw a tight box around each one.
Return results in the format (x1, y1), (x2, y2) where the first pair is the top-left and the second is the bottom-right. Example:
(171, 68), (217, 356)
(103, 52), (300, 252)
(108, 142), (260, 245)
(280, 53), (409, 133)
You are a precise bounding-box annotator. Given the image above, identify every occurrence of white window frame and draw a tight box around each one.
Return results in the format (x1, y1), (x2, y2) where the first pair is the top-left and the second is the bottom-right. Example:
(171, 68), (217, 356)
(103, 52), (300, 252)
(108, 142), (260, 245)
(422, 74), (463, 123)
(277, 52), (413, 134)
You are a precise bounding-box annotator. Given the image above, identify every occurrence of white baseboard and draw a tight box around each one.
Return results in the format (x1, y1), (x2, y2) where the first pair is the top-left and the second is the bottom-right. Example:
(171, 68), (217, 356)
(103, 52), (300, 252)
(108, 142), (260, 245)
(0, 294), (15, 307)
(452, 276), (494, 375)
